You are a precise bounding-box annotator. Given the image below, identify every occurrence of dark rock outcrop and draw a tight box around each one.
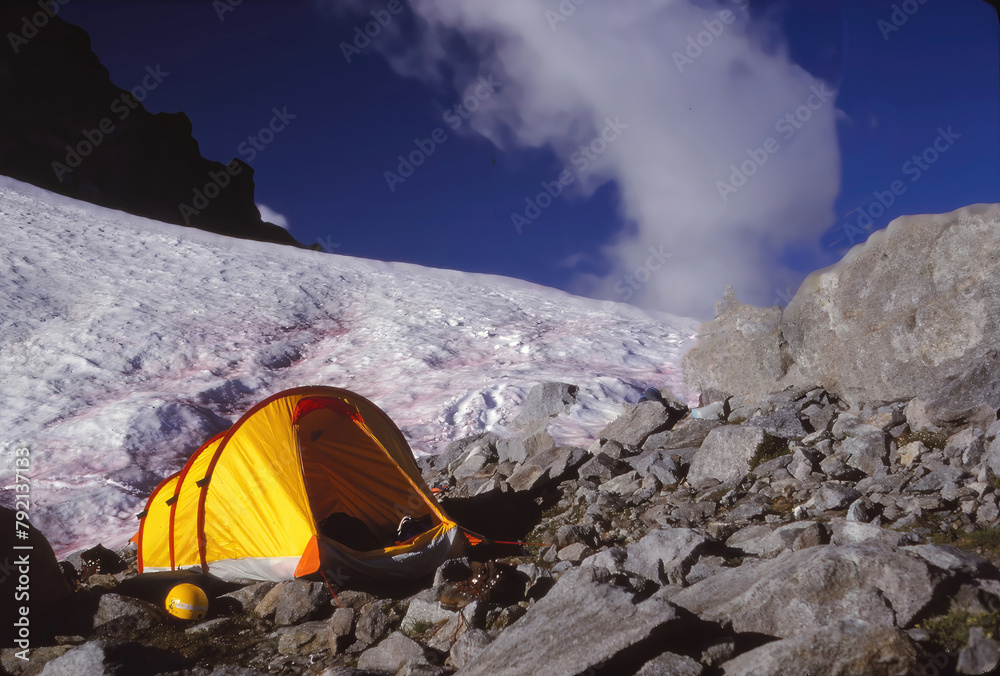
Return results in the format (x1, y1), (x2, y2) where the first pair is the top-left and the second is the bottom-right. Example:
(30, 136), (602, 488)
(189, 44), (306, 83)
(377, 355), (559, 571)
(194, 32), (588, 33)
(0, 2), (298, 246)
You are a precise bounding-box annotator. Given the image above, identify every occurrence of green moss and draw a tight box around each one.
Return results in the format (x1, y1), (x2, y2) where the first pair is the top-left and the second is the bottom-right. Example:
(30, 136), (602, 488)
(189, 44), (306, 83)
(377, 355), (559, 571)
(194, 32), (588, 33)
(403, 619), (440, 637)
(897, 429), (948, 451)
(934, 525), (1000, 557)
(750, 436), (790, 469)
(919, 611), (1000, 652)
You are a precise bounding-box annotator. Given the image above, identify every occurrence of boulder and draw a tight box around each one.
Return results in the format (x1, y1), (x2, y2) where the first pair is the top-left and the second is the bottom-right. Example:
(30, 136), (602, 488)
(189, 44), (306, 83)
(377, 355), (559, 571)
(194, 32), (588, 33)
(93, 593), (161, 634)
(719, 619), (922, 676)
(726, 522), (826, 558)
(673, 543), (950, 637)
(355, 600), (401, 644)
(811, 483), (862, 512)
(596, 401), (682, 448)
(276, 620), (329, 655)
(841, 432), (889, 476)
(621, 528), (712, 585)
(357, 632), (427, 672)
(448, 629), (492, 670)
(681, 287), (791, 401)
(957, 627), (1000, 675)
(38, 641), (113, 676)
(910, 353), (1000, 429)
(327, 607), (355, 653)
(273, 581), (330, 626)
(636, 652), (704, 675)
(687, 427), (767, 489)
(743, 409), (807, 440)
(643, 419), (721, 452)
(782, 204), (1000, 407)
(496, 427), (555, 465)
(456, 567), (686, 676)
(509, 382), (578, 430)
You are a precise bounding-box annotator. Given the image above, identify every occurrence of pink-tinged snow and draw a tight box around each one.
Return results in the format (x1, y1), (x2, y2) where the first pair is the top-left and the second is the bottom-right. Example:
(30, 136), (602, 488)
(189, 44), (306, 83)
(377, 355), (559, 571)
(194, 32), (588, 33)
(0, 177), (699, 557)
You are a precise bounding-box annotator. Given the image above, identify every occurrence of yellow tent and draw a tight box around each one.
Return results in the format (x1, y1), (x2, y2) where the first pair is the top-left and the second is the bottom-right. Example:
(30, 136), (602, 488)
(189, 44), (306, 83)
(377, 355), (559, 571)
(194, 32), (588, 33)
(134, 386), (460, 582)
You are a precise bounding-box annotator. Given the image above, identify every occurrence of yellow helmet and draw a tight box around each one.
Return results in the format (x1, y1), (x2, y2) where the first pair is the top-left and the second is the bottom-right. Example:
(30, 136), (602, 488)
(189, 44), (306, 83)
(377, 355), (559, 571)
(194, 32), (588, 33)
(164, 583), (209, 621)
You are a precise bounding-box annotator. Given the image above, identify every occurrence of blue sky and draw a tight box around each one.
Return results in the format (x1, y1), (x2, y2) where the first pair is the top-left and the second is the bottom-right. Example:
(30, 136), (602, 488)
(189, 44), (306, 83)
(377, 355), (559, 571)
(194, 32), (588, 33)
(59, 0), (999, 318)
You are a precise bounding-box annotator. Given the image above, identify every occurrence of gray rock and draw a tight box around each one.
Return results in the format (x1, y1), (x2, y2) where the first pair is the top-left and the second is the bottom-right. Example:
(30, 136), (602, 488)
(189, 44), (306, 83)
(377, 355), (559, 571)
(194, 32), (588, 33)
(673, 543), (949, 638)
(578, 451), (632, 483)
(719, 619), (921, 676)
(357, 632), (427, 672)
(273, 581), (330, 627)
(913, 353), (1000, 429)
(811, 483), (862, 512)
(957, 627), (1000, 675)
(523, 445), (587, 481)
(496, 427), (555, 465)
(219, 582), (275, 613)
(726, 522), (826, 558)
(39, 641), (112, 676)
(93, 593), (161, 634)
(456, 567), (685, 676)
(599, 471), (642, 496)
(818, 453), (860, 481)
(622, 527), (711, 585)
(841, 432), (889, 476)
(831, 413), (883, 440)
(401, 598), (455, 634)
(635, 652), (704, 675)
(687, 426), (767, 489)
(448, 629), (492, 670)
(629, 450), (681, 486)
(681, 287), (791, 401)
(846, 498), (874, 523)
(509, 382), (578, 430)
(356, 600), (401, 644)
(903, 544), (999, 579)
(908, 464), (968, 493)
(275, 620), (329, 655)
(328, 607), (355, 653)
(743, 408), (807, 440)
(781, 204), (1000, 407)
(643, 419), (722, 452)
(596, 400), (680, 448)
(505, 464), (550, 493)
(452, 445), (497, 481)
(828, 520), (920, 547)
(3, 645), (73, 675)
(556, 542), (594, 563)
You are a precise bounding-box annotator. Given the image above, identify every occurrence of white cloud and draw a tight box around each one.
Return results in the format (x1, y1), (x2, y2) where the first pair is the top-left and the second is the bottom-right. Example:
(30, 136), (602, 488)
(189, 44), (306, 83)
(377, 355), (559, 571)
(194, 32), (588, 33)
(257, 204), (290, 230)
(330, 0), (841, 318)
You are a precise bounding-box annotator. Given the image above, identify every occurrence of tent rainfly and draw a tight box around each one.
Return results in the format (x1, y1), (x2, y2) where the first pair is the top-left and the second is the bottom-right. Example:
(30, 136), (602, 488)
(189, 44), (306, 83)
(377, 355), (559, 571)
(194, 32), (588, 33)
(133, 386), (460, 582)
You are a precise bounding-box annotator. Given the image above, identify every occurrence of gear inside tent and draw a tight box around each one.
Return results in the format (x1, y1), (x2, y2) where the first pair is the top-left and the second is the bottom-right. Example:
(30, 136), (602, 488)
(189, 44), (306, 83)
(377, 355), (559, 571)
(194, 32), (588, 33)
(133, 386), (461, 582)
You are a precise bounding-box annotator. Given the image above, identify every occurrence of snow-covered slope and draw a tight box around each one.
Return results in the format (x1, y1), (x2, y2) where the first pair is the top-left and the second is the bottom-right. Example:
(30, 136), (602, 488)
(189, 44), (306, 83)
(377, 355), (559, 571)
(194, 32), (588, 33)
(0, 177), (699, 556)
